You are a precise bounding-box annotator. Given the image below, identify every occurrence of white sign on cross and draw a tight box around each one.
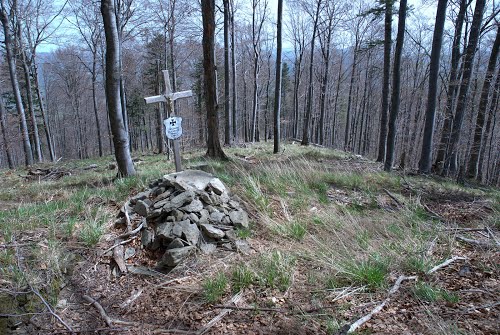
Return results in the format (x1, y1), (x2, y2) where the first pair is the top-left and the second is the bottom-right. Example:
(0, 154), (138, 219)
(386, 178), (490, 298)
(144, 70), (192, 172)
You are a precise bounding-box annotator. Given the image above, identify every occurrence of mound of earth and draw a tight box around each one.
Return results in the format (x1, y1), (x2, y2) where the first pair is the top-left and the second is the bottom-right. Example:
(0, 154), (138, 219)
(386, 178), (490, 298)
(118, 170), (250, 270)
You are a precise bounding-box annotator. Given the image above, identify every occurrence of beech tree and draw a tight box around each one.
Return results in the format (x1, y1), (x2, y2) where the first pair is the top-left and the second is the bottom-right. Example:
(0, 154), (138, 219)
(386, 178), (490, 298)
(101, 0), (136, 177)
(418, 0), (448, 174)
(202, 0), (227, 159)
(273, 0), (283, 153)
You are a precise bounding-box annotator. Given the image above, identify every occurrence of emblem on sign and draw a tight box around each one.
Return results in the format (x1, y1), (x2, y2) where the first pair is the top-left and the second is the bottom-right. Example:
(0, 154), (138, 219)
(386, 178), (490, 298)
(164, 116), (183, 140)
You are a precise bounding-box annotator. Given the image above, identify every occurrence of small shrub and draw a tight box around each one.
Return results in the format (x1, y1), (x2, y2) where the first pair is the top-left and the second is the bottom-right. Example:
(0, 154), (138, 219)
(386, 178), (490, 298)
(402, 255), (431, 274)
(235, 227), (252, 239)
(231, 265), (254, 292)
(287, 222), (307, 240)
(202, 273), (228, 303)
(343, 258), (389, 290)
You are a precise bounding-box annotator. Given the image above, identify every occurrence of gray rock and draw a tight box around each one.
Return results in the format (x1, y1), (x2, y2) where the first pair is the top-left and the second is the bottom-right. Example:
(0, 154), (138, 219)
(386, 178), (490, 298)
(164, 170), (215, 192)
(222, 243), (233, 251)
(147, 208), (163, 220)
(189, 213), (200, 223)
(200, 224), (225, 239)
(208, 178), (226, 195)
(181, 199), (204, 212)
(154, 189), (173, 202)
(199, 192), (213, 205)
(235, 240), (251, 254)
(143, 199), (153, 207)
(134, 200), (149, 217)
(141, 229), (155, 248)
(199, 242), (217, 254)
(166, 216), (176, 222)
(229, 210), (249, 229)
(222, 216), (231, 225)
(130, 190), (150, 205)
(170, 191), (195, 209)
(206, 205), (216, 213)
(229, 200), (241, 209)
(172, 209), (184, 221)
(210, 211), (225, 224)
(124, 247), (136, 260)
(167, 238), (185, 249)
(156, 222), (174, 240)
(151, 186), (165, 197)
(160, 246), (195, 267)
(225, 230), (237, 241)
(172, 220), (200, 246)
(220, 192), (230, 204)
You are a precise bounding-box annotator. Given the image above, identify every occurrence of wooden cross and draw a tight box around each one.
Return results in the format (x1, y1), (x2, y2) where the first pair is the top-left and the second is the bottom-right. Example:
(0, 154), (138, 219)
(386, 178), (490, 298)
(144, 70), (192, 172)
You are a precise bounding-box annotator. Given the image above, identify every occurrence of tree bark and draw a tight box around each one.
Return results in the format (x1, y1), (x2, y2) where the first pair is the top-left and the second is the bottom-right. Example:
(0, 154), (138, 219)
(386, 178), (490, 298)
(202, 0), (227, 159)
(418, 0), (448, 174)
(384, 0), (407, 171)
(0, 0), (33, 166)
(377, 0), (393, 162)
(0, 96), (14, 168)
(467, 24), (499, 179)
(443, 0), (486, 176)
(92, 51), (104, 157)
(33, 64), (56, 161)
(223, 0), (231, 146)
(301, 0), (322, 146)
(230, 0), (237, 143)
(101, 0), (136, 177)
(273, 0), (283, 154)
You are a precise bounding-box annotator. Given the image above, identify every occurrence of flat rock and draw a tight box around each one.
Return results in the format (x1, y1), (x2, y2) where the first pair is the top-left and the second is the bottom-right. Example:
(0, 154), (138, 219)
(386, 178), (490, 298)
(181, 199), (204, 212)
(199, 242), (217, 254)
(124, 247), (136, 260)
(235, 240), (251, 254)
(200, 224), (225, 239)
(208, 178), (226, 195)
(229, 210), (249, 229)
(210, 211), (225, 224)
(130, 190), (150, 205)
(164, 170), (215, 192)
(141, 229), (155, 248)
(160, 246), (195, 267)
(154, 189), (173, 202)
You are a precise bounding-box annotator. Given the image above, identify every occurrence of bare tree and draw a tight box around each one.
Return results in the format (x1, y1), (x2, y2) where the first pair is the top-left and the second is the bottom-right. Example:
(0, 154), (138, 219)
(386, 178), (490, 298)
(0, 94), (13, 168)
(202, 0), (227, 159)
(101, 0), (136, 176)
(418, 0), (448, 174)
(223, 0), (232, 145)
(273, 0), (283, 153)
(467, 24), (499, 179)
(0, 0), (33, 166)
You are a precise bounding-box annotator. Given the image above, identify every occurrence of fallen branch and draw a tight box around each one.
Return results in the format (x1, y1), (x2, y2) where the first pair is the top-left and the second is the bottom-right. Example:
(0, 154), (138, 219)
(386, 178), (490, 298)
(196, 291), (243, 335)
(456, 236), (499, 249)
(485, 227), (500, 246)
(101, 237), (135, 256)
(345, 275), (417, 334)
(83, 295), (138, 327)
(427, 256), (466, 274)
(382, 189), (403, 207)
(118, 220), (144, 239)
(83, 295), (114, 327)
(119, 289), (144, 309)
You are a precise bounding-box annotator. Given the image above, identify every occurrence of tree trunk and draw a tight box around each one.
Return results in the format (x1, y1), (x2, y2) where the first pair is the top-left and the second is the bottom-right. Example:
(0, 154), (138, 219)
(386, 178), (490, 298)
(33, 64), (56, 161)
(319, 14), (333, 146)
(92, 52), (104, 157)
(467, 25), (499, 179)
(18, 24), (42, 162)
(223, 0), (231, 145)
(434, 0), (467, 172)
(376, 0), (393, 162)
(301, 0), (322, 146)
(0, 1), (33, 166)
(230, 0), (238, 143)
(0, 96), (13, 168)
(101, 0), (135, 177)
(443, 0), (486, 176)
(273, 0), (283, 153)
(344, 46), (358, 151)
(477, 71), (500, 181)
(202, 0), (227, 159)
(418, 0), (448, 174)
(384, 0), (407, 171)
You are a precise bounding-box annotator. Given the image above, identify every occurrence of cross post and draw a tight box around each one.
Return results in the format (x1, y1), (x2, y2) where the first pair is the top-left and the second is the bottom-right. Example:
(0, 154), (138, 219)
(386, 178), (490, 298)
(144, 70), (192, 172)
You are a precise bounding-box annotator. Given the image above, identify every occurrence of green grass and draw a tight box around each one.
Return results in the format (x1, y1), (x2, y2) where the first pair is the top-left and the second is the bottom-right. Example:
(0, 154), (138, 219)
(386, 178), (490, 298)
(256, 251), (295, 291)
(231, 265), (255, 292)
(202, 273), (228, 303)
(412, 282), (441, 302)
(341, 257), (389, 290)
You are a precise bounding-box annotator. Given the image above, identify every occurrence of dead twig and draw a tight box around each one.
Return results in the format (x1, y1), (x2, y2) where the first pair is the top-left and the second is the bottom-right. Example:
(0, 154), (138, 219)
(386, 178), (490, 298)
(456, 236), (499, 249)
(196, 291), (243, 335)
(382, 188), (403, 207)
(119, 289), (144, 309)
(427, 256), (466, 274)
(101, 237), (136, 256)
(345, 275), (417, 334)
(113, 244), (128, 273)
(118, 220), (145, 239)
(83, 295), (137, 327)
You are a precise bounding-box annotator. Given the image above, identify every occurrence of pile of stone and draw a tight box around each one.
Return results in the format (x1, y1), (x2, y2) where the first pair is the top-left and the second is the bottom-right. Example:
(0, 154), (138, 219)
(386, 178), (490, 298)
(120, 170), (250, 269)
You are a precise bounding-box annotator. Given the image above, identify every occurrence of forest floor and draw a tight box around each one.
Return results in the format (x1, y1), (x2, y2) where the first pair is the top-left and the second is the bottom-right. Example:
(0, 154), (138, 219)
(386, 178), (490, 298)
(0, 142), (499, 334)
